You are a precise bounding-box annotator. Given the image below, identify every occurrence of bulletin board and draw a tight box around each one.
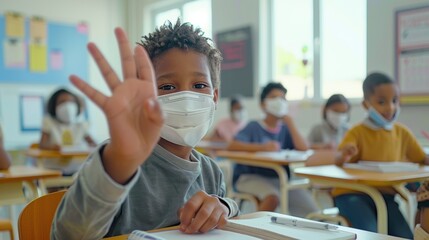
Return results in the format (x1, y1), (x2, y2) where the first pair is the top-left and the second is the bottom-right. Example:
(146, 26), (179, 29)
(0, 13), (88, 85)
(395, 5), (429, 104)
(216, 26), (254, 98)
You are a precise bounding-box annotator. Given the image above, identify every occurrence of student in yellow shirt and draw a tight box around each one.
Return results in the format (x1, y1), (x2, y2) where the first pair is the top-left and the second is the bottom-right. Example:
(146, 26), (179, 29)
(335, 72), (429, 238)
(0, 124), (11, 170)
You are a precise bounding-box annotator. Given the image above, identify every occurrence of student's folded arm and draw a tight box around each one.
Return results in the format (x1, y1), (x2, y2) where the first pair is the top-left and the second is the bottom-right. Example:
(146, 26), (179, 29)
(51, 142), (141, 240)
(0, 140), (11, 170)
(283, 116), (308, 151)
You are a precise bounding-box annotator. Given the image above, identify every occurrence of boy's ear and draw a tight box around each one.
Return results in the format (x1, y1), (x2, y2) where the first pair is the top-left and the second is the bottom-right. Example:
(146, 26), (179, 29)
(213, 88), (219, 106)
(362, 100), (369, 110)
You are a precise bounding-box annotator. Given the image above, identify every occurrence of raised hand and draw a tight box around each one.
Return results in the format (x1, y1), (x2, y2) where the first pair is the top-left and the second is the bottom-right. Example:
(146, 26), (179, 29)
(70, 28), (164, 184)
(178, 191), (229, 233)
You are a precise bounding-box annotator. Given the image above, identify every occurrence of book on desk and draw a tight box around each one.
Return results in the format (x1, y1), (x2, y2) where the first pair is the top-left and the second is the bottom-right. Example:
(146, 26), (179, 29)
(128, 213), (356, 240)
(344, 161), (420, 173)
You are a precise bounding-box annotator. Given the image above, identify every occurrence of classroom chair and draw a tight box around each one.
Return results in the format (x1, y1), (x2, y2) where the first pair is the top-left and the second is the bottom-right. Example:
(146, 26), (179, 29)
(303, 150), (349, 226)
(216, 160), (259, 211)
(18, 190), (66, 240)
(0, 219), (14, 240)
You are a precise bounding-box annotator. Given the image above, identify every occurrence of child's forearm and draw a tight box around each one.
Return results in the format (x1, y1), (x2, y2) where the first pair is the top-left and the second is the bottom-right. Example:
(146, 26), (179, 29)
(335, 152), (347, 166)
(421, 208), (429, 233)
(283, 117), (308, 151)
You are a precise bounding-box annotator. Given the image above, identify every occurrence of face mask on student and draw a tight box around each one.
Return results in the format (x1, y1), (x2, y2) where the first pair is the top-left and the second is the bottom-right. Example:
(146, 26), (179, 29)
(232, 109), (246, 123)
(56, 102), (78, 124)
(158, 91), (216, 147)
(367, 106), (400, 130)
(326, 110), (348, 130)
(265, 97), (288, 118)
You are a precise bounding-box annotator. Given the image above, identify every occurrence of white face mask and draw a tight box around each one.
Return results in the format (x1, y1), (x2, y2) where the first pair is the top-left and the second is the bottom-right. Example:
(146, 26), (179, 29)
(265, 97), (288, 118)
(157, 91), (216, 147)
(56, 102), (78, 124)
(326, 110), (348, 130)
(232, 109), (246, 123)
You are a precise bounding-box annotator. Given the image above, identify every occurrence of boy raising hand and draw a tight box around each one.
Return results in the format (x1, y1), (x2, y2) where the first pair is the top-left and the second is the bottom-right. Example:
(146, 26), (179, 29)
(51, 20), (238, 239)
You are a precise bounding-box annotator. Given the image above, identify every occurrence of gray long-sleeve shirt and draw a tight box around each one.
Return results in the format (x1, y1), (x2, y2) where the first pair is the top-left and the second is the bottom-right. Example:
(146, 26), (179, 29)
(51, 143), (239, 239)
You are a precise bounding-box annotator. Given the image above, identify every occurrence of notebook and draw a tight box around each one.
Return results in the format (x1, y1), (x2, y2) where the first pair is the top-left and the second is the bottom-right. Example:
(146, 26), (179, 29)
(344, 161), (420, 173)
(128, 214), (356, 240)
(255, 150), (314, 161)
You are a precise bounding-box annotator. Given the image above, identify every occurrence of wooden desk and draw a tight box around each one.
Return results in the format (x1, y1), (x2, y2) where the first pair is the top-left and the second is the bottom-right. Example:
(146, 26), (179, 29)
(104, 211), (406, 240)
(216, 150), (311, 214)
(294, 165), (429, 234)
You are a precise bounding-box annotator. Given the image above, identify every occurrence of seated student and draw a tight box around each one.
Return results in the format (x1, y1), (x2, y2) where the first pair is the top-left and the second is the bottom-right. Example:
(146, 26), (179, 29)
(39, 88), (96, 176)
(51, 20), (239, 239)
(415, 180), (429, 239)
(40, 88), (96, 151)
(0, 124), (11, 170)
(308, 94), (350, 150)
(211, 95), (246, 142)
(335, 72), (429, 239)
(228, 82), (319, 216)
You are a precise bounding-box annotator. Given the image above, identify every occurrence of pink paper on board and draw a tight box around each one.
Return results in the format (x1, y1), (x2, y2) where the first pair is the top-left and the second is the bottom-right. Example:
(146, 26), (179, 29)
(77, 23), (88, 34)
(50, 50), (63, 70)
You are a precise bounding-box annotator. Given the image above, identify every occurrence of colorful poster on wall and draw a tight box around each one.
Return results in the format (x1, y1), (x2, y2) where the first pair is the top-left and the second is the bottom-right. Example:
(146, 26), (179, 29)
(20, 95), (44, 131)
(396, 5), (429, 104)
(216, 26), (254, 98)
(50, 50), (63, 70)
(5, 12), (25, 38)
(29, 44), (47, 72)
(30, 17), (47, 40)
(3, 39), (26, 68)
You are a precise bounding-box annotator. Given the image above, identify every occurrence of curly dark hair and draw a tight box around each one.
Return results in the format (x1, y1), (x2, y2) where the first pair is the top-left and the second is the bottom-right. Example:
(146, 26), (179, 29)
(139, 19), (222, 88)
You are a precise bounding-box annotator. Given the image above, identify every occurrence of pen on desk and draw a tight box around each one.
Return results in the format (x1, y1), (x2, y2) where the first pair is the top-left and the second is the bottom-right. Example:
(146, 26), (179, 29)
(271, 216), (339, 231)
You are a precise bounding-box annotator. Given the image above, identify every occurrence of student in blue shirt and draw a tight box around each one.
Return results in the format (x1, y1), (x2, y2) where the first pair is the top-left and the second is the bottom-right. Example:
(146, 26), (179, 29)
(228, 82), (319, 216)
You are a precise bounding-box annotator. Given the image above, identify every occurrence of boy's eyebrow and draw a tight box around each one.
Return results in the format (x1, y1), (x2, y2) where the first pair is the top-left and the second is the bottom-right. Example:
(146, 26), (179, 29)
(157, 72), (209, 79)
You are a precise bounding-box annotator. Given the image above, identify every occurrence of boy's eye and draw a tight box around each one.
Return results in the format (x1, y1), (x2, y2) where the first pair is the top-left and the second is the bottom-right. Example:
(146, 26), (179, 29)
(194, 83), (209, 89)
(393, 98), (398, 104)
(377, 100), (385, 105)
(158, 84), (175, 91)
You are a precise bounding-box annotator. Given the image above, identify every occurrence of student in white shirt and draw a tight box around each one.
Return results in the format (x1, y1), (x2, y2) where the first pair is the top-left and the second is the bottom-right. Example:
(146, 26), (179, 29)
(39, 88), (96, 175)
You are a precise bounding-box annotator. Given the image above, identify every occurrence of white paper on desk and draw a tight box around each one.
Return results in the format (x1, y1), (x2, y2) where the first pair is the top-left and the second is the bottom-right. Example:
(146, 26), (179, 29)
(255, 150), (314, 161)
(60, 145), (94, 154)
(146, 229), (261, 240)
(344, 161), (419, 173)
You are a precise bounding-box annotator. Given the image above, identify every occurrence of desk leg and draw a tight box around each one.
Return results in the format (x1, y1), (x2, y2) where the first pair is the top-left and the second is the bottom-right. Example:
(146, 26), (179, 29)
(271, 165), (289, 214)
(311, 179), (388, 234)
(394, 184), (415, 228)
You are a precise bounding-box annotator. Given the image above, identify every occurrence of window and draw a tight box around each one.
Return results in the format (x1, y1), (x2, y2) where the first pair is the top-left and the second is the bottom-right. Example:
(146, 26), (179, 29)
(271, 0), (366, 100)
(151, 0), (212, 39)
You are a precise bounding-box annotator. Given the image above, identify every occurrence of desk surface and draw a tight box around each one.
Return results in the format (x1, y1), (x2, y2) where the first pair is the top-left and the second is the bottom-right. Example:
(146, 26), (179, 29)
(104, 211), (405, 240)
(294, 164), (429, 186)
(26, 148), (90, 159)
(0, 165), (62, 183)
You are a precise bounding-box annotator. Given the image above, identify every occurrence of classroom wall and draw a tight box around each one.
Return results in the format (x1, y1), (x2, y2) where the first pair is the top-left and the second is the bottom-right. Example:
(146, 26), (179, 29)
(135, 0), (429, 142)
(0, 0), (126, 149)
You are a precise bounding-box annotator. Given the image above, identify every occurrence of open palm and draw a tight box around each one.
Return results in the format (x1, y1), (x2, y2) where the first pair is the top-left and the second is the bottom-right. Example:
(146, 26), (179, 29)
(70, 28), (163, 183)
